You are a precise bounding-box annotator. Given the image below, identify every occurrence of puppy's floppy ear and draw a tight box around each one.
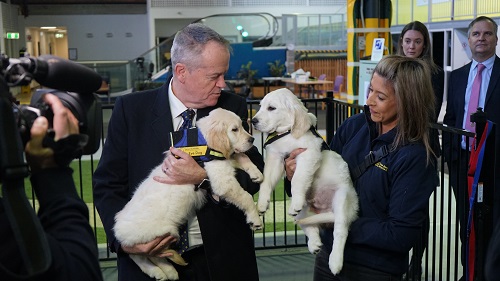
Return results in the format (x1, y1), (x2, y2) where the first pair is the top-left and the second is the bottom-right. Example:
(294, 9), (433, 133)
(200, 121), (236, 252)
(204, 119), (232, 159)
(290, 99), (313, 139)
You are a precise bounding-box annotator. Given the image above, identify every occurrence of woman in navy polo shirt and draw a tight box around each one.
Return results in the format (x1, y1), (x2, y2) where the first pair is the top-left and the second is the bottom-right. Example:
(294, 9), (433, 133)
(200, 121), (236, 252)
(285, 55), (438, 281)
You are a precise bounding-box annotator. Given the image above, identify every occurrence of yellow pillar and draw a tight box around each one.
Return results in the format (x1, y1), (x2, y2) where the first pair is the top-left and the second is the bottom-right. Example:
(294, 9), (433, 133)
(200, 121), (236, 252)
(347, 0), (392, 104)
(347, 0), (358, 104)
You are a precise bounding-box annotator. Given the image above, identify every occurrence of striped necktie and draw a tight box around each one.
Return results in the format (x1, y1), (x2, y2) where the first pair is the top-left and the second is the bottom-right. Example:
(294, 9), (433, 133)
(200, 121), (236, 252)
(179, 109), (195, 130)
(176, 109), (195, 254)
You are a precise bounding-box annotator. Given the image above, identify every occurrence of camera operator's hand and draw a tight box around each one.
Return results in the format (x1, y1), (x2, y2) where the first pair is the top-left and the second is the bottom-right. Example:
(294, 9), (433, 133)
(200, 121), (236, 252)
(25, 93), (79, 172)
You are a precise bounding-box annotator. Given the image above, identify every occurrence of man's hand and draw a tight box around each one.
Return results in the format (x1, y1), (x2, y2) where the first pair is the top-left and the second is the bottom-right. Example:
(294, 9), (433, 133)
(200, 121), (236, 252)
(153, 147), (207, 185)
(25, 93), (79, 171)
(284, 148), (306, 181)
(121, 234), (177, 258)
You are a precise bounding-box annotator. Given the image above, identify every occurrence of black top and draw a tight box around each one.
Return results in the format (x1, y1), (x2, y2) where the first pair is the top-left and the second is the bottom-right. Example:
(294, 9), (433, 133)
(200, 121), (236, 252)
(0, 167), (103, 281)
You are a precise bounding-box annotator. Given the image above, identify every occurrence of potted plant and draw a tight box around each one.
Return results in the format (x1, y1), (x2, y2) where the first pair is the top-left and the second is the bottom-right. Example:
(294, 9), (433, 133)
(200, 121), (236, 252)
(267, 60), (286, 78)
(266, 60), (286, 91)
(238, 61), (258, 87)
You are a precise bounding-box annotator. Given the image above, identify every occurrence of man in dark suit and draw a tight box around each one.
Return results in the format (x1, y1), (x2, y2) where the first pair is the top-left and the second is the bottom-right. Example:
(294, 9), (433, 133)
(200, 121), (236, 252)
(93, 23), (263, 281)
(443, 15), (500, 278)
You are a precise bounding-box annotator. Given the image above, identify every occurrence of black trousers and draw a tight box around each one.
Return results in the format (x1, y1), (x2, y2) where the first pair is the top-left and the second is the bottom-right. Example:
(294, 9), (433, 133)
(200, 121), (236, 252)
(447, 153), (469, 267)
(174, 245), (211, 281)
(313, 248), (402, 281)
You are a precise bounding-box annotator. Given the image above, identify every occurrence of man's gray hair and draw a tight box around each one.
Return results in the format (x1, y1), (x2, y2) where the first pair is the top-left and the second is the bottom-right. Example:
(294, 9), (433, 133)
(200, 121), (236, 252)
(467, 16), (498, 38)
(171, 23), (231, 71)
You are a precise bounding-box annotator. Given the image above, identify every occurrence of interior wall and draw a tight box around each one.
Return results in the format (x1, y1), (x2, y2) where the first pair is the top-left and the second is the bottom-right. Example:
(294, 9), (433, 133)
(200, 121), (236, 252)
(1, 2), (23, 58)
(20, 14), (149, 61)
(15, 4), (346, 62)
(154, 18), (196, 39)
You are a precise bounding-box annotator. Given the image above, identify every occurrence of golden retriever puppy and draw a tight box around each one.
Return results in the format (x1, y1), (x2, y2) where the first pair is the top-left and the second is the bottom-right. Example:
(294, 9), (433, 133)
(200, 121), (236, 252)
(114, 108), (263, 281)
(251, 88), (358, 275)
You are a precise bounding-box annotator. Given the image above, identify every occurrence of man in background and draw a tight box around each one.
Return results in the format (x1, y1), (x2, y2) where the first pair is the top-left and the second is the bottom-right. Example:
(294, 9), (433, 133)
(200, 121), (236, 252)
(443, 15), (500, 280)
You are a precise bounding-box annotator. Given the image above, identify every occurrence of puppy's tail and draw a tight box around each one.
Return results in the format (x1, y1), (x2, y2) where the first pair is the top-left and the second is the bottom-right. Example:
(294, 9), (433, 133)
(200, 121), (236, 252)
(295, 212), (335, 225)
(163, 249), (188, 266)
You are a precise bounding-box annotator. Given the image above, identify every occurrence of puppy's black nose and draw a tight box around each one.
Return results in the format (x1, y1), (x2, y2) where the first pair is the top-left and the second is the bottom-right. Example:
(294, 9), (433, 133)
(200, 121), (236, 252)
(249, 136), (255, 143)
(251, 118), (258, 125)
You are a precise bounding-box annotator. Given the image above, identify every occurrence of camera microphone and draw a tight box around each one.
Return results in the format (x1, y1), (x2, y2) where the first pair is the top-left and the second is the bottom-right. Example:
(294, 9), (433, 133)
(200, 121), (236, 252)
(11, 55), (102, 94)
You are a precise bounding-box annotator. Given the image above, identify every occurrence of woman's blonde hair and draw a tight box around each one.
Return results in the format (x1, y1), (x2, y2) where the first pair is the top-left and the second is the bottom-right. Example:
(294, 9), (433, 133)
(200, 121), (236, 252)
(372, 55), (435, 163)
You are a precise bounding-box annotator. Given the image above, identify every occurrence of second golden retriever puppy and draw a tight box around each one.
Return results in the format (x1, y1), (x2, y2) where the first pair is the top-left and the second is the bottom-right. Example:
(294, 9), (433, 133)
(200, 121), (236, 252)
(114, 108), (263, 281)
(251, 88), (358, 275)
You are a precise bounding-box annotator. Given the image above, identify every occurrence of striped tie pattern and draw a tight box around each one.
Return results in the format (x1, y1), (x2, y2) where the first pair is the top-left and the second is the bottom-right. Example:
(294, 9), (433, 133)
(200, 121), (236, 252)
(177, 109), (194, 254)
(179, 109), (195, 130)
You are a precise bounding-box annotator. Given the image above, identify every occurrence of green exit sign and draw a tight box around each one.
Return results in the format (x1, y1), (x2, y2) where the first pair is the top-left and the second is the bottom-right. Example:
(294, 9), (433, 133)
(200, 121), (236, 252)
(6, 32), (20, 39)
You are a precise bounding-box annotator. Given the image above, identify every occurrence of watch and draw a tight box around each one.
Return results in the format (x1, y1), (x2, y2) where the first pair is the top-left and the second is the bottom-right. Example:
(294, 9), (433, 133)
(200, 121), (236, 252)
(195, 178), (210, 191)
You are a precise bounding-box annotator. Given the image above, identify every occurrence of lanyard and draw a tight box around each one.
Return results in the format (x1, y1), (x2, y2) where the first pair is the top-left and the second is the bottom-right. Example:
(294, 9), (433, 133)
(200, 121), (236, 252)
(465, 120), (493, 281)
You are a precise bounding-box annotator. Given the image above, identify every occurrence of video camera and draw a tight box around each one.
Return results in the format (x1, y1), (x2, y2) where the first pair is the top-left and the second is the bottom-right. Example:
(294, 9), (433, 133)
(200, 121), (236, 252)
(0, 54), (103, 278)
(0, 54), (103, 174)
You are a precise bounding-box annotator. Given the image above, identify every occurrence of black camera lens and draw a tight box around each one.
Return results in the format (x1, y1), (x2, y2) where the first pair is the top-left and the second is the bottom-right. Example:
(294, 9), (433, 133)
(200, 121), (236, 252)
(16, 89), (102, 155)
(15, 102), (49, 146)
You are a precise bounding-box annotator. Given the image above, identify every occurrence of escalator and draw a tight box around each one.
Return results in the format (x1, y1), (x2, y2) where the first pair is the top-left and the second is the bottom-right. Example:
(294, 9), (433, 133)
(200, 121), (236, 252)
(135, 13), (280, 84)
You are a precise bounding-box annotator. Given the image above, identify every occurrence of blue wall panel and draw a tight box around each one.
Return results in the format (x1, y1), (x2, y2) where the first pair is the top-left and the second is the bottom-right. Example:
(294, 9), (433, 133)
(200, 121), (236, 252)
(227, 43), (286, 80)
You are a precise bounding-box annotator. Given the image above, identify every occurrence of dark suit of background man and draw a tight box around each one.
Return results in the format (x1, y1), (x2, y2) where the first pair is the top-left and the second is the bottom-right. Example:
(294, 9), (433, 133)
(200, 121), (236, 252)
(93, 23), (264, 281)
(443, 15), (500, 275)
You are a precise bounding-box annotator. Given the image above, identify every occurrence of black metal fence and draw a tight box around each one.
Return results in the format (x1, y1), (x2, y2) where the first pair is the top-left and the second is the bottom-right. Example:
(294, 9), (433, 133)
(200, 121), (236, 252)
(72, 96), (495, 280)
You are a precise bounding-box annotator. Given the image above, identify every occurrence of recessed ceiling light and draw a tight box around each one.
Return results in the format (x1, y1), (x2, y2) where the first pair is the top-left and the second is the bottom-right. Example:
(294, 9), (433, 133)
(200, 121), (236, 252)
(40, 26), (57, 29)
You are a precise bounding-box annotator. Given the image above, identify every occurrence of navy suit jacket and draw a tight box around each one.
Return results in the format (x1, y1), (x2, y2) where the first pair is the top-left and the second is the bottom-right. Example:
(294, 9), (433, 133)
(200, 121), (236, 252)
(443, 55), (500, 154)
(93, 78), (263, 281)
(443, 55), (500, 223)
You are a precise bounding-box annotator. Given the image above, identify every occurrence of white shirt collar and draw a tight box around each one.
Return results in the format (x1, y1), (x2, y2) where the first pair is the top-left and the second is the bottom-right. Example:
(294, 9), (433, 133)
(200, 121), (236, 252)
(168, 80), (196, 129)
(472, 55), (495, 71)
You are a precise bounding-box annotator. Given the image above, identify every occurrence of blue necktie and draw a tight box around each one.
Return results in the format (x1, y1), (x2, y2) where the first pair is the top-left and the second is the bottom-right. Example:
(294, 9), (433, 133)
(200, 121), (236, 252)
(177, 109), (194, 254)
(177, 223), (189, 255)
(179, 109), (195, 130)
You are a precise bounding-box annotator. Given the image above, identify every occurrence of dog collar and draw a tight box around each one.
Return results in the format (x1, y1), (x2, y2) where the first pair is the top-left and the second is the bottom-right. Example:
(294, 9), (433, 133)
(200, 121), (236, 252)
(170, 128), (226, 162)
(264, 130), (291, 148)
(264, 126), (330, 150)
(309, 126), (331, 151)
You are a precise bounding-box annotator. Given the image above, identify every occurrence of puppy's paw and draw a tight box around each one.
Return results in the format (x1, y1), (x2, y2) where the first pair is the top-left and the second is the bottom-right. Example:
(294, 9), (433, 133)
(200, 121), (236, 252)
(307, 238), (323, 255)
(145, 267), (169, 281)
(257, 198), (270, 215)
(247, 168), (264, 183)
(251, 173), (264, 183)
(288, 208), (302, 217)
(289, 198), (305, 216)
(328, 258), (343, 275)
(162, 267), (180, 281)
(251, 224), (263, 231)
(248, 217), (263, 231)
